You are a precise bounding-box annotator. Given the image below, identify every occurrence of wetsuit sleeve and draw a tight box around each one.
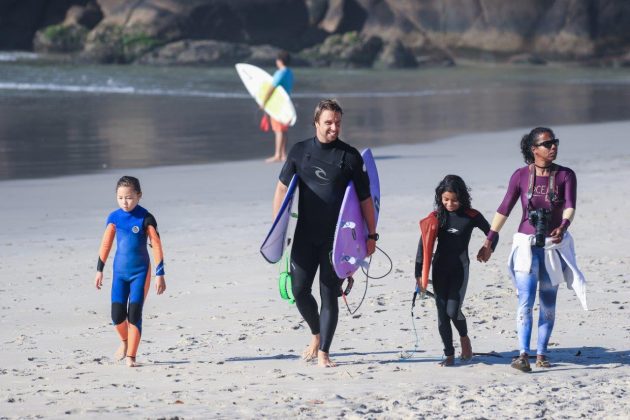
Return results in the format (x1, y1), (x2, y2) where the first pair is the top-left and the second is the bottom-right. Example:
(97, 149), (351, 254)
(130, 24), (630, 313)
(272, 68), (285, 87)
(351, 153), (371, 201)
(279, 144), (299, 185)
(474, 213), (498, 251)
(97, 223), (116, 272)
(144, 213), (165, 276)
(414, 237), (423, 278)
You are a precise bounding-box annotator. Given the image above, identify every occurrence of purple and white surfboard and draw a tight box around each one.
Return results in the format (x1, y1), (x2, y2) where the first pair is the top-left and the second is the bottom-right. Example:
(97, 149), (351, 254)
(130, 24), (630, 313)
(331, 149), (380, 279)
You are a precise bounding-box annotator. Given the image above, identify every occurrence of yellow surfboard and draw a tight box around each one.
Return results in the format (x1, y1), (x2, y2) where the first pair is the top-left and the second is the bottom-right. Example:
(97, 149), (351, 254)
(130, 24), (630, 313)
(236, 63), (296, 126)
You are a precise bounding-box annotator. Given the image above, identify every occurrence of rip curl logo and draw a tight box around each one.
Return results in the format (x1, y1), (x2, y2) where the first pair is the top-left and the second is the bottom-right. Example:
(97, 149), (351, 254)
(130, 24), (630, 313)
(313, 166), (330, 184)
(447, 228), (459, 234)
(132, 226), (140, 234)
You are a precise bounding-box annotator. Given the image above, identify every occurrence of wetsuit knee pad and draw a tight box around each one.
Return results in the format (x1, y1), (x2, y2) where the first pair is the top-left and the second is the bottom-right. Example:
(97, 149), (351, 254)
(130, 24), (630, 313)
(127, 302), (143, 328)
(111, 302), (127, 325)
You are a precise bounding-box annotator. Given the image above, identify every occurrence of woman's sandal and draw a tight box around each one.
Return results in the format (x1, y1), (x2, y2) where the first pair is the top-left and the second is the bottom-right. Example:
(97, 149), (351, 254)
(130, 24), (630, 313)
(510, 353), (532, 372)
(535, 356), (551, 368)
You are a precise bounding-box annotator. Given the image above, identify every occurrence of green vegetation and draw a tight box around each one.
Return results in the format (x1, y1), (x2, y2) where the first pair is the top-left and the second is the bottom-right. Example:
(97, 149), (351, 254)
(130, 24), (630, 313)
(39, 24), (88, 52)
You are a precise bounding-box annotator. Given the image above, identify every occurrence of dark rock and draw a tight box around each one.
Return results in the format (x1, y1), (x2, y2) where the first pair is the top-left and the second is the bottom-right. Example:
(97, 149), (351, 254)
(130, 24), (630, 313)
(375, 40), (417, 68)
(64, 2), (103, 30)
(305, 0), (329, 26)
(301, 31), (382, 67)
(508, 53), (547, 65)
(0, 0), (89, 50)
(3, 0), (630, 65)
(82, 24), (163, 64)
(135, 39), (252, 66)
(319, 0), (368, 34)
(33, 23), (88, 53)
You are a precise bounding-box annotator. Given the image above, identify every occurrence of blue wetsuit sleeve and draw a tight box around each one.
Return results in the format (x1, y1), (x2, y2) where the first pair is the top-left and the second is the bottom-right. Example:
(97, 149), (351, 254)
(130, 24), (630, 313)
(272, 69), (284, 87)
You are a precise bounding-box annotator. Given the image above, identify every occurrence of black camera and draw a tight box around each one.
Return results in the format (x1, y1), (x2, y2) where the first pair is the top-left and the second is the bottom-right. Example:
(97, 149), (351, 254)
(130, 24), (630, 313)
(528, 208), (551, 248)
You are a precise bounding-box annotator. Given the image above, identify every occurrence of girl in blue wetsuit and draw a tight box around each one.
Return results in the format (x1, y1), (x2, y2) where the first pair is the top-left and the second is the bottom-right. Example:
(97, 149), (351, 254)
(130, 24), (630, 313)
(94, 176), (166, 367)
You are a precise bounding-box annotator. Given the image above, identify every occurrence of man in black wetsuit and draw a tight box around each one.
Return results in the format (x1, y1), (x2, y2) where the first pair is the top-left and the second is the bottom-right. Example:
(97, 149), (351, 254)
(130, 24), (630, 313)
(272, 99), (377, 367)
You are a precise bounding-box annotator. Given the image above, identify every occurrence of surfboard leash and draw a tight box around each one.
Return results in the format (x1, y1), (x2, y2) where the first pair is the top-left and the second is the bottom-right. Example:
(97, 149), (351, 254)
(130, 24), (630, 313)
(342, 255), (370, 315)
(342, 245), (393, 315)
(399, 287), (435, 359)
(359, 245), (393, 279)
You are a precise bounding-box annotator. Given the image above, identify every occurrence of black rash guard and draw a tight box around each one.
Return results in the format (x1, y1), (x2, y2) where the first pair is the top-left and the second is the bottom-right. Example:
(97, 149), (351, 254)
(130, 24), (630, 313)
(278, 137), (370, 353)
(415, 209), (497, 357)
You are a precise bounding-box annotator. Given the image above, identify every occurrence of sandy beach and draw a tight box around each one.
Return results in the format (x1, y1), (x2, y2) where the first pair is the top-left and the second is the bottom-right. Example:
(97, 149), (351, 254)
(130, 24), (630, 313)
(1, 121), (628, 418)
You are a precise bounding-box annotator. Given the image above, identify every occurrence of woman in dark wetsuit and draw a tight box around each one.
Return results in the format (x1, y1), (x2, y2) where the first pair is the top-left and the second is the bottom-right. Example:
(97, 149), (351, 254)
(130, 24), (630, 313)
(415, 175), (497, 366)
(478, 127), (585, 372)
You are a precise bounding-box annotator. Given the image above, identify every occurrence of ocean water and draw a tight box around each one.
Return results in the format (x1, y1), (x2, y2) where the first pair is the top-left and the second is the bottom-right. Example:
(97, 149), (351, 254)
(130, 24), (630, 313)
(1, 55), (630, 180)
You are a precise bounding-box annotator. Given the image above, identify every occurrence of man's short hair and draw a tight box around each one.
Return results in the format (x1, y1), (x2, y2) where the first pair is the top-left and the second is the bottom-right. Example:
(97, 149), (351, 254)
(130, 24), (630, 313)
(277, 50), (291, 66)
(313, 99), (343, 126)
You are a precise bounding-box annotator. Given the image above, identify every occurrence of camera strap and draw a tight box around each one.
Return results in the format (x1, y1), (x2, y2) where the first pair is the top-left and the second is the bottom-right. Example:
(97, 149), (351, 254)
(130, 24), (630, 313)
(527, 164), (558, 209)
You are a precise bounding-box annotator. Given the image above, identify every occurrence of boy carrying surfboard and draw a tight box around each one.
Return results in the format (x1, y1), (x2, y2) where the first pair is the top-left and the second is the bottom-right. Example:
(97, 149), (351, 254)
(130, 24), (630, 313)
(260, 51), (294, 163)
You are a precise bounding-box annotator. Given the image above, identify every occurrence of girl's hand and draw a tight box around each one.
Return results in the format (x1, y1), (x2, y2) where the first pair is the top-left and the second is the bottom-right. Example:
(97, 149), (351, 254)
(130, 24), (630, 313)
(477, 240), (493, 262)
(155, 276), (166, 295)
(94, 272), (103, 290)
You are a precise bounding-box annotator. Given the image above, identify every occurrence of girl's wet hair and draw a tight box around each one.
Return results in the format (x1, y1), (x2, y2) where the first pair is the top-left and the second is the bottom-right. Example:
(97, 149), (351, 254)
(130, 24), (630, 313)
(116, 176), (142, 194)
(313, 98), (343, 126)
(434, 174), (472, 227)
(520, 127), (555, 164)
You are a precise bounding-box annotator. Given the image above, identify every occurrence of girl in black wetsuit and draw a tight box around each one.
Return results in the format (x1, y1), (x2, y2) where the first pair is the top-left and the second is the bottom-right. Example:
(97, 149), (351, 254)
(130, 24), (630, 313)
(415, 175), (497, 366)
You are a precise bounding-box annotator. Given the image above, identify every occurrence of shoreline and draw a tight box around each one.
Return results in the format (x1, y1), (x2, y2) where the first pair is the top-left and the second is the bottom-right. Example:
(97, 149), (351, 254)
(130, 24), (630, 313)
(1, 121), (628, 418)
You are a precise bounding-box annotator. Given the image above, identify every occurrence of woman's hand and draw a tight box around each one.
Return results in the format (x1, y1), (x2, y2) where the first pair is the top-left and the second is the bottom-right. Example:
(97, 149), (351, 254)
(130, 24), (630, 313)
(94, 272), (103, 290)
(155, 276), (166, 295)
(549, 226), (566, 244)
(477, 240), (493, 262)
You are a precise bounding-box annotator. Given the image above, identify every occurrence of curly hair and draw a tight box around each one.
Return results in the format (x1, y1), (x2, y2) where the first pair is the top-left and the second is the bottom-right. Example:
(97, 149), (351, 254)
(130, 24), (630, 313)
(520, 127), (555, 164)
(434, 175), (471, 227)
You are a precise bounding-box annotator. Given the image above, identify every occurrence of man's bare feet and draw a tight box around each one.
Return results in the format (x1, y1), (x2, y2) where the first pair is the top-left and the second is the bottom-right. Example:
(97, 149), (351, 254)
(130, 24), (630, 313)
(265, 156), (282, 163)
(126, 356), (138, 367)
(460, 336), (473, 361)
(114, 341), (127, 361)
(302, 335), (320, 362)
(318, 351), (337, 367)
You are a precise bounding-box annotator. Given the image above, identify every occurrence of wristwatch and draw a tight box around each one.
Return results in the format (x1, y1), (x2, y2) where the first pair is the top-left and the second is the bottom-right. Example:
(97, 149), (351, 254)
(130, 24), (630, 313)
(367, 233), (379, 241)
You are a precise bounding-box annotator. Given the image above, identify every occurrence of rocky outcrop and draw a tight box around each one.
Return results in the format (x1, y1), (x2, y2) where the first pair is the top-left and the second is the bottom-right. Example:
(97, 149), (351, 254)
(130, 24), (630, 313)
(3, 0), (630, 67)
(0, 0), (91, 50)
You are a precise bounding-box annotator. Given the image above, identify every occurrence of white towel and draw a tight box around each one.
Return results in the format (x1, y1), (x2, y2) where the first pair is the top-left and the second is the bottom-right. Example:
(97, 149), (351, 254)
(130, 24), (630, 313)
(508, 231), (588, 311)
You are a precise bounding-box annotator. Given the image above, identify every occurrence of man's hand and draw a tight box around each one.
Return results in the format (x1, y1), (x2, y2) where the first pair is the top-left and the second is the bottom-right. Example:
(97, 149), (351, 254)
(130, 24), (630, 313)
(366, 237), (376, 256)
